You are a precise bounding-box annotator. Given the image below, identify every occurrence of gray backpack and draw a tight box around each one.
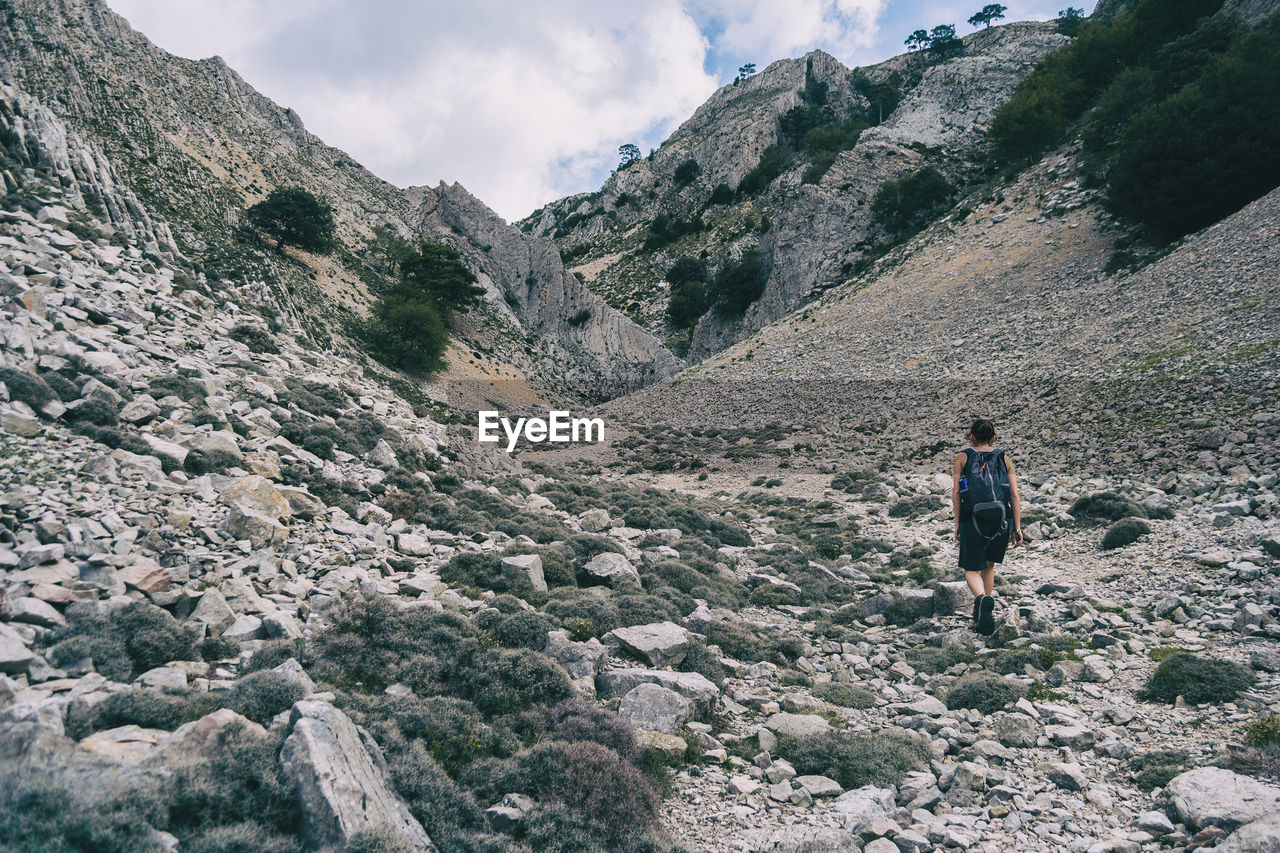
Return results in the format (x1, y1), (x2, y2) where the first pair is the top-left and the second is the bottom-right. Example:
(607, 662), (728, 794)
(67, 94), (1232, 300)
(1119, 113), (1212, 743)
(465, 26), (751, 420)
(960, 449), (1011, 541)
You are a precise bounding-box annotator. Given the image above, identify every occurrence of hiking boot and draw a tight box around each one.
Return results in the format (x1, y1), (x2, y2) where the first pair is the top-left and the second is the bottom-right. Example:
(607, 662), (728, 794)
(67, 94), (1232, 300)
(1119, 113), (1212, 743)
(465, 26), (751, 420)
(977, 595), (996, 636)
(972, 596), (981, 623)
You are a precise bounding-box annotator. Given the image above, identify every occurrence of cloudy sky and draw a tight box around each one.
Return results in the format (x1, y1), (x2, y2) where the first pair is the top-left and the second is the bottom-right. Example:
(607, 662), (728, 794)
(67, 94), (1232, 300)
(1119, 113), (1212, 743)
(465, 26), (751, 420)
(108, 1), (1076, 222)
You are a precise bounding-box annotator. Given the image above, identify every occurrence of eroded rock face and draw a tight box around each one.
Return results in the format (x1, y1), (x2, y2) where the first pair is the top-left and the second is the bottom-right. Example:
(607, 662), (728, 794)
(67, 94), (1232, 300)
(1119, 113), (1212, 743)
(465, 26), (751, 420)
(413, 182), (679, 395)
(280, 701), (435, 852)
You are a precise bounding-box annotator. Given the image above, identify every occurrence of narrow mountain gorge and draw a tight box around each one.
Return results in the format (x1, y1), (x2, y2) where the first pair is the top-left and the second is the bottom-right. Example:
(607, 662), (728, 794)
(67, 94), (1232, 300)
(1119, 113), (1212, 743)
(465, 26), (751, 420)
(2, 1), (1280, 852)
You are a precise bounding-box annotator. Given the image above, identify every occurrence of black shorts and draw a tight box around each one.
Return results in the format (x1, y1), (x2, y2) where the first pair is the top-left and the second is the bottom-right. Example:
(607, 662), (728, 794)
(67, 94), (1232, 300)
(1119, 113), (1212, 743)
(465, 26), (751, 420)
(958, 519), (1010, 572)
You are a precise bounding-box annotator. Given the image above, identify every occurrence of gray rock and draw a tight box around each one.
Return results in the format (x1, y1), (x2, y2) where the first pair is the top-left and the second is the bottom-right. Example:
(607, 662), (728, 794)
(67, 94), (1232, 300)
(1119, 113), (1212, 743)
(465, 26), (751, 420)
(263, 611), (304, 640)
(485, 793), (534, 834)
(582, 552), (642, 588)
(1039, 761), (1088, 791)
(606, 621), (690, 667)
(618, 683), (693, 734)
(1166, 767), (1280, 831)
(225, 505), (287, 549)
(579, 508), (611, 532)
(831, 785), (896, 833)
(1219, 811), (1280, 853)
(501, 553), (546, 593)
(188, 588), (236, 635)
(544, 631), (609, 681)
(0, 623), (35, 674)
(10, 597), (65, 628)
(995, 713), (1039, 748)
(280, 701), (434, 851)
(1135, 810), (1175, 835)
(745, 826), (861, 852)
(794, 775), (842, 797)
(273, 658), (317, 694)
(221, 614), (264, 642)
(764, 712), (831, 738)
(596, 668), (719, 717)
(367, 439), (398, 469)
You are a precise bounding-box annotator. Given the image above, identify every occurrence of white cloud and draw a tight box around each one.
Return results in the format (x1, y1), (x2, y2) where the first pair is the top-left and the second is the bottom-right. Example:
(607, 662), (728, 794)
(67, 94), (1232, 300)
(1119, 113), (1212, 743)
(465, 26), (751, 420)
(104, 1), (901, 221)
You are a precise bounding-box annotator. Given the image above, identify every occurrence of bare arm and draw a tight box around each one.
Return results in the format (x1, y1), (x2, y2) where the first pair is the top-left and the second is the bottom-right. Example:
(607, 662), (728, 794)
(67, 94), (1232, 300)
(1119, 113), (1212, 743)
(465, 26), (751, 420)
(951, 452), (966, 540)
(1007, 455), (1023, 545)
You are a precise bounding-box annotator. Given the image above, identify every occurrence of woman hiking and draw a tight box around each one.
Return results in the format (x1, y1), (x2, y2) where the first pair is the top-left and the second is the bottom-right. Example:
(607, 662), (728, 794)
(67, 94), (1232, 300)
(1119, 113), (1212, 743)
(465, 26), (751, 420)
(952, 418), (1022, 635)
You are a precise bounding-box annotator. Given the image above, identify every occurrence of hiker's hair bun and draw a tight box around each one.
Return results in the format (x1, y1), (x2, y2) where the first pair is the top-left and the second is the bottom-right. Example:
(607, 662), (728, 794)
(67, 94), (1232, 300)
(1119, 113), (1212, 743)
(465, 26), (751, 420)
(969, 418), (997, 443)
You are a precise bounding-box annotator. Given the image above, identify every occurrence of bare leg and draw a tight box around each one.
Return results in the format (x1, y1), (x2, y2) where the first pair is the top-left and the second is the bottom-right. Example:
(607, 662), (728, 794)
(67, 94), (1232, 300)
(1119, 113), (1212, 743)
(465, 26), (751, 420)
(965, 570), (985, 598)
(982, 564), (995, 596)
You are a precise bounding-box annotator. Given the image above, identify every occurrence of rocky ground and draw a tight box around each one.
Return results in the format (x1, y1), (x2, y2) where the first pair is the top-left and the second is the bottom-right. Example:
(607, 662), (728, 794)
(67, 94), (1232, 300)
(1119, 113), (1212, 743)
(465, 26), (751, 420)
(2, 200), (1279, 852)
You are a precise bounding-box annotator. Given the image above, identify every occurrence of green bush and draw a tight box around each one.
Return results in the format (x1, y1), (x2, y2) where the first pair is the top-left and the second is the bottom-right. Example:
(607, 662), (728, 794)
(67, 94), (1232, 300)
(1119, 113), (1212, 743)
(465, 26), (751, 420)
(520, 699), (639, 762)
(382, 742), (488, 851)
(228, 324), (280, 355)
(244, 640), (305, 673)
(776, 729), (931, 790)
(614, 593), (682, 628)
(1102, 517), (1151, 549)
(870, 167), (954, 237)
(544, 593), (620, 640)
(943, 671), (1028, 714)
(48, 602), (200, 681)
(679, 637), (726, 686)
(1069, 491), (1147, 522)
(666, 257), (709, 328)
(247, 187), (335, 253)
(905, 645), (975, 674)
(0, 769), (168, 853)
(441, 551), (542, 600)
(309, 594), (478, 692)
(1128, 748), (1190, 791)
(707, 249), (768, 316)
(1244, 714), (1280, 748)
(884, 596), (934, 626)
(750, 584), (801, 607)
(673, 159), (701, 186)
(67, 397), (119, 426)
(74, 688), (221, 735)
(148, 373), (207, 404)
(455, 648), (574, 716)
(0, 368), (56, 410)
(488, 611), (556, 649)
(166, 725), (300, 842)
(813, 682), (876, 709)
(1139, 653), (1255, 705)
(224, 671), (306, 724)
(350, 693), (517, 778)
(482, 741), (660, 840)
(702, 621), (803, 666)
(183, 823), (299, 853)
(738, 145), (792, 195)
(1106, 16), (1280, 240)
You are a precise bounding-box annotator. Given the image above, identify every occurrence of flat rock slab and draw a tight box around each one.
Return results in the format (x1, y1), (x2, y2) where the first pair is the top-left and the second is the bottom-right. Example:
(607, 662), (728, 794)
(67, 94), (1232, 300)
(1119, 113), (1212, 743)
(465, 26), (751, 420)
(1166, 767), (1280, 832)
(281, 701), (434, 852)
(606, 621), (690, 667)
(764, 712), (832, 738)
(582, 552), (641, 588)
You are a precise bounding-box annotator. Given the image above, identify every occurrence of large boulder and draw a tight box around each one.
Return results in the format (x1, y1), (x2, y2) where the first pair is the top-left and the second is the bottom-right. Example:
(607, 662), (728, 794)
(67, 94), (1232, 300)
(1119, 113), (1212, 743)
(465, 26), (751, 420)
(605, 621), (691, 667)
(617, 683), (693, 735)
(582, 552), (641, 588)
(831, 785), (896, 833)
(226, 506), (288, 550)
(596, 668), (719, 718)
(281, 701), (434, 852)
(219, 474), (291, 519)
(501, 554), (546, 593)
(1166, 767), (1280, 832)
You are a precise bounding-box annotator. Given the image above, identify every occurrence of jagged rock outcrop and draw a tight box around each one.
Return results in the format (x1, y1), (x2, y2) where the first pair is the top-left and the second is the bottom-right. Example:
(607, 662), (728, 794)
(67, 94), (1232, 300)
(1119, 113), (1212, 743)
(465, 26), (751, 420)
(281, 701), (435, 852)
(414, 182), (678, 394)
(0, 0), (675, 399)
(520, 24), (1068, 363)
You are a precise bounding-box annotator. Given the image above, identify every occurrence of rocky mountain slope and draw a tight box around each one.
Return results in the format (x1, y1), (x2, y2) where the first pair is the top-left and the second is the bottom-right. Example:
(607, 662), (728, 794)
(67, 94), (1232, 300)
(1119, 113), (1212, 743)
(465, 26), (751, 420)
(2, 2), (1280, 853)
(0, 0), (674, 398)
(519, 23), (1067, 361)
